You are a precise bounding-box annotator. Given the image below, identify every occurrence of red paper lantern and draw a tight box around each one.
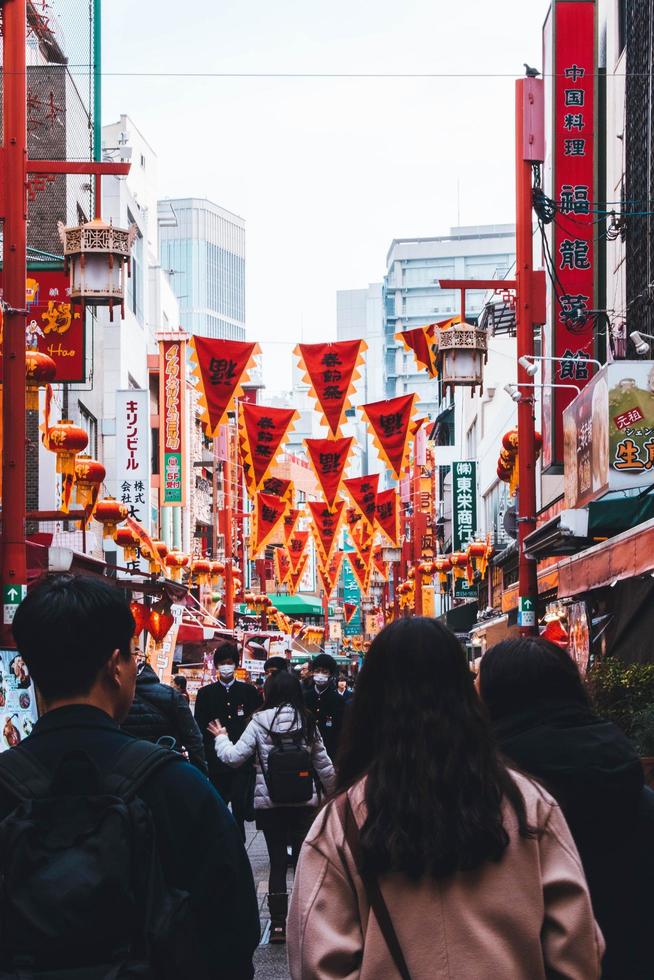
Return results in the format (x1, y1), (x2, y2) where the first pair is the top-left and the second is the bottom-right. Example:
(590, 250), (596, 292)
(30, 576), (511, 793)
(74, 454), (106, 512)
(164, 551), (189, 582)
(115, 526), (140, 564)
(191, 558), (212, 585)
(93, 496), (128, 539)
(26, 349), (56, 411)
(502, 428), (519, 452)
(148, 607), (174, 644)
(130, 600), (149, 637)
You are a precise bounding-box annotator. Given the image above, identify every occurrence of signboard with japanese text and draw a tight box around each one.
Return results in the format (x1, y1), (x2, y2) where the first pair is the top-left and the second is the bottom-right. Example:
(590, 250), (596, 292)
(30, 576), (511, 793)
(452, 461), (478, 552)
(116, 390), (151, 536)
(0, 266), (85, 382)
(342, 548), (362, 637)
(158, 339), (186, 506)
(563, 362), (654, 507)
(542, 1), (597, 470)
(454, 580), (478, 601)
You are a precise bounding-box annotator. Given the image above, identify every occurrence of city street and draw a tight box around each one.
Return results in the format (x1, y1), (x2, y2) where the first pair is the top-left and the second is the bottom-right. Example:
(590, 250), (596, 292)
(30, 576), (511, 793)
(247, 826), (292, 979)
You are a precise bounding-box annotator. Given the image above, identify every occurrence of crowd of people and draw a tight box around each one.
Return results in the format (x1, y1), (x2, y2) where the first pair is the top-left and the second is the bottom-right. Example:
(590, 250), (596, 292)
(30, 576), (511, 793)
(0, 573), (651, 978)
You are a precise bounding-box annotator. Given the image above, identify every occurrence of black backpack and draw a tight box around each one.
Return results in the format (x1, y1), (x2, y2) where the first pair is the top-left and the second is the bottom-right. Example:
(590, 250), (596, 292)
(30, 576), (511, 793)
(260, 733), (315, 805)
(0, 740), (194, 979)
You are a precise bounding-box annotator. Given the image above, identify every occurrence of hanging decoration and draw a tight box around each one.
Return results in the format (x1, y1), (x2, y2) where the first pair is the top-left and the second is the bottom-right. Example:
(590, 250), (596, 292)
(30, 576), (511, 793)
(93, 496), (128, 539)
(189, 336), (260, 436)
(350, 520), (374, 564)
(274, 546), (292, 587)
(42, 417), (89, 513)
(239, 403), (299, 494)
(466, 537), (494, 583)
(210, 561), (226, 586)
(448, 551), (469, 581)
(190, 558), (212, 585)
(395, 323), (438, 377)
(283, 507), (302, 543)
(164, 551), (189, 582)
(308, 500), (345, 564)
(116, 527), (141, 565)
(375, 488), (400, 546)
(496, 428), (542, 497)
(74, 454), (106, 523)
(304, 436), (353, 507)
(262, 476), (293, 501)
(372, 544), (388, 579)
(360, 393), (417, 480)
(343, 474), (379, 530)
(317, 551), (344, 597)
(252, 492), (288, 556)
(125, 517), (167, 576)
(347, 548), (373, 594)
(287, 552), (309, 595)
(25, 349), (57, 410)
(294, 339), (366, 437)
(343, 602), (358, 624)
(287, 529), (310, 574)
(434, 555), (452, 591)
(147, 606), (175, 645)
(129, 600), (149, 638)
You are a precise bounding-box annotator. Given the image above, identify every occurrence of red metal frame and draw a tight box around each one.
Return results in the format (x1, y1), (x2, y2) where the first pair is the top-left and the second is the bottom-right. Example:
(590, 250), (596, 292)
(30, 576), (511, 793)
(437, 278), (517, 326)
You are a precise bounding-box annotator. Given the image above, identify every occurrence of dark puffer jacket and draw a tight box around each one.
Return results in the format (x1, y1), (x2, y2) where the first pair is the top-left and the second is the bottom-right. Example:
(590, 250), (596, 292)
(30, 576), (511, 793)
(123, 664), (208, 774)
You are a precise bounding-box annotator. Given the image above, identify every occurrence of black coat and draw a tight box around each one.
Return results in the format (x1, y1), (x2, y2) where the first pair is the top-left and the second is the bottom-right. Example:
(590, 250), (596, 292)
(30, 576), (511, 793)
(194, 680), (261, 775)
(303, 683), (345, 764)
(495, 701), (654, 980)
(123, 664), (207, 774)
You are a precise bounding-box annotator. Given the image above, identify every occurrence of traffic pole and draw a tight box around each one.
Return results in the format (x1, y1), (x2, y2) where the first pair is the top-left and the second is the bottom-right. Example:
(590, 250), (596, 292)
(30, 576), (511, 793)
(515, 76), (541, 636)
(2, 0), (28, 642)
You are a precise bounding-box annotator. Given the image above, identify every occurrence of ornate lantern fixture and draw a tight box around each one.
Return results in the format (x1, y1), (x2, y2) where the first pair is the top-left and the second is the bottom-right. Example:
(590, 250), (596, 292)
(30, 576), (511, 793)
(115, 526), (141, 564)
(58, 217), (137, 321)
(436, 320), (488, 394)
(164, 551), (189, 582)
(25, 349), (56, 410)
(74, 454), (106, 516)
(93, 496), (128, 539)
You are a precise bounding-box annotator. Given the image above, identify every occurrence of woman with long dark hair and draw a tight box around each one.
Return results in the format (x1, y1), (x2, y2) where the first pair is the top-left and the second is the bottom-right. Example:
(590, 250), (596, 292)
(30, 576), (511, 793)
(209, 669), (335, 944)
(287, 618), (603, 979)
(480, 637), (654, 980)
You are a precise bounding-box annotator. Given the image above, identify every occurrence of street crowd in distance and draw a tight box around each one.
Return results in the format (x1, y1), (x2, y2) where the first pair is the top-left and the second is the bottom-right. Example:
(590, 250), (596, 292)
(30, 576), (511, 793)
(0, 574), (650, 979)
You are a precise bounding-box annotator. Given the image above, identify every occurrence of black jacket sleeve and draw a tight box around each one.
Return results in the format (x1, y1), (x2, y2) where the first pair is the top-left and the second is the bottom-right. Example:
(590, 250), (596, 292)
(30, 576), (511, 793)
(171, 690), (208, 775)
(193, 685), (220, 769)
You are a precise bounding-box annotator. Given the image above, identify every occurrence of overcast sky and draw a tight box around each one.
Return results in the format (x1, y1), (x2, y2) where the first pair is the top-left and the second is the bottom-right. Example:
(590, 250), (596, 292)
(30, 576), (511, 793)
(103, 0), (544, 389)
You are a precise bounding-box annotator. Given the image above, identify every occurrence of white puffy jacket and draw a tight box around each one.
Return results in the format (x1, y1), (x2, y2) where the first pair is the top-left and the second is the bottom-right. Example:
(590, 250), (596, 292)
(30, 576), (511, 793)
(214, 704), (337, 810)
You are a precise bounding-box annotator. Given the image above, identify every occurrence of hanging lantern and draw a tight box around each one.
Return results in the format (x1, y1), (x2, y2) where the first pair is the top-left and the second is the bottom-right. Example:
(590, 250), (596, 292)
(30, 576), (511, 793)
(191, 558), (212, 585)
(434, 555), (452, 591)
(147, 606), (174, 644)
(140, 539), (169, 576)
(449, 551), (469, 580)
(129, 600), (149, 637)
(115, 526), (141, 564)
(436, 320), (487, 394)
(43, 418), (89, 512)
(58, 217), (137, 321)
(418, 560), (436, 577)
(74, 454), (106, 519)
(25, 349), (56, 411)
(93, 496), (128, 539)
(164, 551), (189, 582)
(210, 561), (225, 586)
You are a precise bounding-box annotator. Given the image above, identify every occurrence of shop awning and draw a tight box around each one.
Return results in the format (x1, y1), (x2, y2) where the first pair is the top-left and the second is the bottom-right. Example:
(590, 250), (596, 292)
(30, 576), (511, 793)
(558, 517), (654, 598)
(440, 601), (478, 635)
(267, 594), (328, 616)
(177, 623), (220, 645)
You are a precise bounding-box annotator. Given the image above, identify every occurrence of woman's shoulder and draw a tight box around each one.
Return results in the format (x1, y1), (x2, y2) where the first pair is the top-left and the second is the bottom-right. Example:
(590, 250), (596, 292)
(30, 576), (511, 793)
(507, 767), (560, 825)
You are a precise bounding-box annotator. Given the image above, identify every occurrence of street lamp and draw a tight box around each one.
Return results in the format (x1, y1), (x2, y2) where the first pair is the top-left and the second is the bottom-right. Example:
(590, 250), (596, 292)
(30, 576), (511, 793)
(518, 353), (602, 375)
(504, 381), (581, 402)
(58, 217), (137, 321)
(437, 320), (488, 393)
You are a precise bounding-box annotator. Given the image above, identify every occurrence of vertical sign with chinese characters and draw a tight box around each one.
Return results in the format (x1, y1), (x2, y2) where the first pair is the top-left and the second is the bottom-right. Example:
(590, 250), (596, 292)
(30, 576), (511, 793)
(116, 390), (151, 534)
(159, 339), (187, 506)
(452, 461), (477, 552)
(544, 1), (596, 469)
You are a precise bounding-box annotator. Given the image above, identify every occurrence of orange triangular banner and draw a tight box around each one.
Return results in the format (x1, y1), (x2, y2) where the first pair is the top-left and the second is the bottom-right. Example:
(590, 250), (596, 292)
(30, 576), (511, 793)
(396, 324), (438, 377)
(343, 474), (379, 529)
(287, 529), (310, 574)
(262, 476), (293, 502)
(304, 436), (352, 507)
(376, 488), (400, 546)
(350, 520), (374, 564)
(252, 492), (288, 556)
(295, 340), (366, 436)
(283, 507), (302, 543)
(317, 551), (344, 598)
(274, 546), (292, 586)
(343, 601), (358, 624)
(308, 500), (345, 564)
(360, 393), (417, 480)
(189, 337), (260, 436)
(287, 552), (309, 595)
(347, 549), (372, 594)
(239, 402), (299, 494)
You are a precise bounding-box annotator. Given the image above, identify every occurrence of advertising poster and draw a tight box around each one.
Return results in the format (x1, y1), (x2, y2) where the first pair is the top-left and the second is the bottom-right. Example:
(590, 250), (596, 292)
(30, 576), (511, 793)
(452, 461), (477, 552)
(568, 601), (590, 674)
(159, 338), (187, 506)
(241, 631), (286, 676)
(0, 651), (39, 749)
(116, 390), (152, 535)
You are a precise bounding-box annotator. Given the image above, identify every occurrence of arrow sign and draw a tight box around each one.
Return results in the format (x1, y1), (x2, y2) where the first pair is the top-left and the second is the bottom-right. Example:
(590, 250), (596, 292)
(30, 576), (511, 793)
(3, 584), (27, 625)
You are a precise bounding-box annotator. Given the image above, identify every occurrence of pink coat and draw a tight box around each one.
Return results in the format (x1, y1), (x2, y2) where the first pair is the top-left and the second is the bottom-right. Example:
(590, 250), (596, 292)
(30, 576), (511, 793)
(287, 772), (604, 979)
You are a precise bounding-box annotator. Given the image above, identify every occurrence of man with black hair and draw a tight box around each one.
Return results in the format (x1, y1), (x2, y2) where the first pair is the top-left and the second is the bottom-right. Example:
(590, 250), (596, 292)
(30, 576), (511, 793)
(304, 652), (346, 763)
(264, 655), (289, 676)
(194, 644), (261, 839)
(1, 575), (259, 979)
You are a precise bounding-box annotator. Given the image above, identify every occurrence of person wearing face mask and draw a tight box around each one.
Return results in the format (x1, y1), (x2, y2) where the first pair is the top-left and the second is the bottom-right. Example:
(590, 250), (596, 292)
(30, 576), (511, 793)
(194, 643), (261, 839)
(304, 653), (346, 764)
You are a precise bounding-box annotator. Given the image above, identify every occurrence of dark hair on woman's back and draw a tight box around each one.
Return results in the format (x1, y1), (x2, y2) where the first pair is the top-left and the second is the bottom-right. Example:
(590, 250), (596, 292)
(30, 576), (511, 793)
(479, 637), (589, 724)
(258, 669), (316, 740)
(334, 617), (536, 879)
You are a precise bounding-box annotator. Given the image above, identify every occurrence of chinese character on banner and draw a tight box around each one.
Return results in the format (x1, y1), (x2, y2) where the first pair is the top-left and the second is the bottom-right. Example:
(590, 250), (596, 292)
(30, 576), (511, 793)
(116, 390), (151, 536)
(542, 1), (596, 470)
(452, 461), (477, 553)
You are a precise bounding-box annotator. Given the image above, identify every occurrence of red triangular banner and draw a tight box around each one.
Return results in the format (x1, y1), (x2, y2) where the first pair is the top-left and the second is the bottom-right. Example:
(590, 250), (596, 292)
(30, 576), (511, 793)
(396, 324), (438, 377)
(262, 476), (293, 501)
(347, 549), (372, 594)
(376, 488), (400, 546)
(317, 551), (344, 598)
(274, 546), (292, 586)
(343, 474), (379, 529)
(343, 601), (358, 624)
(304, 436), (353, 507)
(287, 529), (310, 574)
(252, 492), (288, 556)
(360, 393), (417, 480)
(288, 552), (309, 595)
(308, 500), (345, 564)
(239, 403), (299, 493)
(295, 340), (366, 436)
(283, 507), (302, 543)
(190, 337), (260, 436)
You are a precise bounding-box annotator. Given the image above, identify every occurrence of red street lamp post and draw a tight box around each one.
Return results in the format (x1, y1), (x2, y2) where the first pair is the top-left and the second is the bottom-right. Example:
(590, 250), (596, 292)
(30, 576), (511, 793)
(0, 0), (130, 642)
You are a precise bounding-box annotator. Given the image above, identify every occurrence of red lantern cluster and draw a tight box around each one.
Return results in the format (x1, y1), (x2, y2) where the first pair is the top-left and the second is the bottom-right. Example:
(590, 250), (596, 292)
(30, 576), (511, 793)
(497, 429), (542, 495)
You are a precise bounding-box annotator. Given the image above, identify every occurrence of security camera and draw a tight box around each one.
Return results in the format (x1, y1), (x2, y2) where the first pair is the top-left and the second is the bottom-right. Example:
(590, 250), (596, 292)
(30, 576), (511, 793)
(518, 355), (539, 377)
(630, 331), (650, 356)
(504, 383), (522, 403)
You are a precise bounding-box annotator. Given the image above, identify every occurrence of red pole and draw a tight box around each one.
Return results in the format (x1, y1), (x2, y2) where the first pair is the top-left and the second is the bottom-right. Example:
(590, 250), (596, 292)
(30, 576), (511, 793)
(515, 78), (539, 636)
(2, 0), (28, 644)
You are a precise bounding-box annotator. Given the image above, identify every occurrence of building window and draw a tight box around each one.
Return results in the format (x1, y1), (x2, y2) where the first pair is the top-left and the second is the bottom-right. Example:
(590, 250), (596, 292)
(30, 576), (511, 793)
(126, 210), (143, 323)
(78, 401), (98, 458)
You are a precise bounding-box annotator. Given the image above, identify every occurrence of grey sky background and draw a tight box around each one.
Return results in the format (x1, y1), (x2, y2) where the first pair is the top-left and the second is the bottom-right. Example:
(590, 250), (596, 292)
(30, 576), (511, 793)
(103, 1), (544, 389)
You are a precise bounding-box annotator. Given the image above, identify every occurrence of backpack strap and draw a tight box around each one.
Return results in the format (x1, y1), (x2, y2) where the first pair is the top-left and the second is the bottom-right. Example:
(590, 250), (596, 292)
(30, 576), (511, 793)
(104, 739), (181, 801)
(0, 746), (52, 801)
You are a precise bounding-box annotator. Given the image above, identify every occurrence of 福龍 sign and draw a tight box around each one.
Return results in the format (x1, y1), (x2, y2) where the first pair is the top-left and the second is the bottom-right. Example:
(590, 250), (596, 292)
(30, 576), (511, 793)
(542, 0), (597, 470)
(452, 461), (477, 552)
(116, 390), (151, 535)
(159, 339), (187, 506)
(564, 361), (654, 508)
